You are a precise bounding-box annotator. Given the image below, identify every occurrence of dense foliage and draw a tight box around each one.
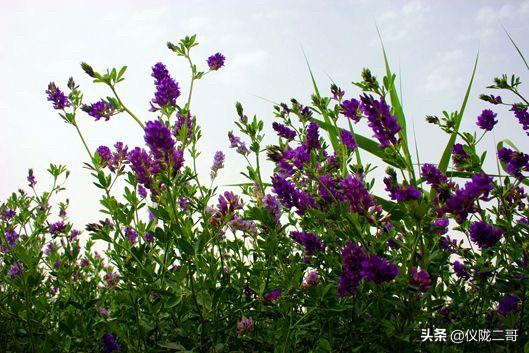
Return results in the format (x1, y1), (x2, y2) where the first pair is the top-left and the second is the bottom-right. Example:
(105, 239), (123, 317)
(2, 35), (529, 352)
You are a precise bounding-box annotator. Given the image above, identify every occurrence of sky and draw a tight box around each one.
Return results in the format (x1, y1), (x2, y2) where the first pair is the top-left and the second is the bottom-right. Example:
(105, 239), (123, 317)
(1, 0), (529, 229)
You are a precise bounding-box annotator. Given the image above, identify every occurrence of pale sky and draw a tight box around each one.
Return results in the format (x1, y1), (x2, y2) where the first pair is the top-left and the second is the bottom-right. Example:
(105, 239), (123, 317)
(1, 0), (529, 228)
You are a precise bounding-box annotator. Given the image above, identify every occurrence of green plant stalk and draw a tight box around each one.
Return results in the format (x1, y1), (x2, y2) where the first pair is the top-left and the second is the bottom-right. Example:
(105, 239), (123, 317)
(110, 85), (145, 129)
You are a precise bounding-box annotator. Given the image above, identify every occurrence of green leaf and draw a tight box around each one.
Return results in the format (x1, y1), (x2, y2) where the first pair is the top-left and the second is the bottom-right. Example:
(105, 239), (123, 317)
(438, 51), (479, 172)
(503, 25), (529, 72)
(312, 117), (406, 169)
(377, 26), (415, 180)
(497, 139), (529, 186)
(302, 49), (340, 153)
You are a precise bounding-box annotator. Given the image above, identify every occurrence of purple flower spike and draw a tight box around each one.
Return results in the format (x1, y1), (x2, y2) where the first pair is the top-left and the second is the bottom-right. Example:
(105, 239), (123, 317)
(476, 109), (498, 131)
(340, 98), (361, 122)
(272, 122), (296, 140)
(46, 82), (71, 110)
(498, 295), (519, 316)
(291, 231), (324, 255)
(409, 267), (432, 292)
(340, 130), (357, 151)
(360, 94), (401, 148)
(207, 53), (226, 71)
(102, 332), (121, 353)
(263, 289), (282, 303)
(150, 62), (180, 111)
(210, 151), (225, 179)
(469, 221), (503, 249)
(82, 100), (116, 121)
(361, 254), (399, 285)
(512, 104), (529, 136)
(9, 262), (25, 279)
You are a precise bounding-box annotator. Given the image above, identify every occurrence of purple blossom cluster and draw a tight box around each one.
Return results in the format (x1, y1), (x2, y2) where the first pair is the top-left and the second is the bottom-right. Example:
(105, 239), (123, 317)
(497, 147), (529, 180)
(9, 261), (25, 279)
(476, 109), (498, 131)
(210, 151), (225, 179)
(96, 142), (128, 171)
(360, 94), (401, 148)
(149, 62), (180, 111)
(338, 242), (398, 297)
(228, 131), (250, 155)
(512, 104), (529, 136)
(271, 174), (315, 215)
(451, 144), (470, 171)
(409, 267), (432, 292)
(291, 231), (324, 255)
(207, 53), (226, 71)
(46, 82), (71, 110)
(82, 100), (116, 121)
(440, 173), (493, 223)
(469, 221), (504, 249)
(272, 122), (296, 140)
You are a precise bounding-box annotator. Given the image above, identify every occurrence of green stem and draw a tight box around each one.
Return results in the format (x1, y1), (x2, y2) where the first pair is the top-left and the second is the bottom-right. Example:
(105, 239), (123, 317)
(73, 122), (92, 159)
(110, 86), (145, 128)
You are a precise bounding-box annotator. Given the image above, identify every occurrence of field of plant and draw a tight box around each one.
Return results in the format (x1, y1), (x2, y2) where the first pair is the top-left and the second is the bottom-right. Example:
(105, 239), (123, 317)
(1, 33), (529, 352)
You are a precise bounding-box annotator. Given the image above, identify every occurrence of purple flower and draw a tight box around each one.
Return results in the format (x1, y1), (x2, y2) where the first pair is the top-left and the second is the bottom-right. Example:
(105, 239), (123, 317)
(512, 104), (529, 136)
(433, 218), (449, 235)
(318, 174), (343, 203)
(305, 122), (321, 150)
(338, 242), (366, 297)
(451, 144), (470, 171)
(27, 169), (37, 188)
(360, 254), (399, 285)
(53, 260), (61, 269)
(452, 261), (470, 280)
(237, 317), (254, 335)
(271, 174), (315, 215)
(2, 209), (16, 220)
(263, 194), (281, 223)
(409, 267), (432, 292)
(9, 262), (25, 279)
(228, 131), (250, 155)
(102, 332), (121, 353)
(97, 306), (110, 318)
(151, 62), (169, 81)
(498, 295), (519, 316)
(497, 147), (529, 180)
(360, 94), (401, 148)
(340, 175), (376, 215)
(476, 109), (498, 131)
(125, 227), (138, 245)
(138, 185), (148, 198)
(384, 174), (421, 202)
(302, 271), (320, 288)
(340, 98), (361, 122)
(5, 230), (19, 248)
(210, 151), (225, 179)
(49, 221), (66, 235)
(145, 233), (154, 242)
(96, 146), (112, 164)
(229, 215), (257, 234)
(291, 231), (324, 255)
(441, 173), (494, 223)
(45, 82), (71, 110)
(104, 272), (119, 288)
(127, 147), (156, 188)
(173, 113), (195, 142)
(144, 120), (175, 154)
(82, 100), (116, 121)
(272, 122), (296, 140)
(469, 221), (503, 249)
(421, 163), (448, 186)
(263, 289), (282, 303)
(217, 191), (243, 215)
(207, 53), (226, 71)
(340, 130), (357, 151)
(150, 62), (180, 111)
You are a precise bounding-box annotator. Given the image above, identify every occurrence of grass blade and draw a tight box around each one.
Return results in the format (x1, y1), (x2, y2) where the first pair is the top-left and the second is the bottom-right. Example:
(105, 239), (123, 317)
(503, 25), (529, 72)
(438, 51), (479, 172)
